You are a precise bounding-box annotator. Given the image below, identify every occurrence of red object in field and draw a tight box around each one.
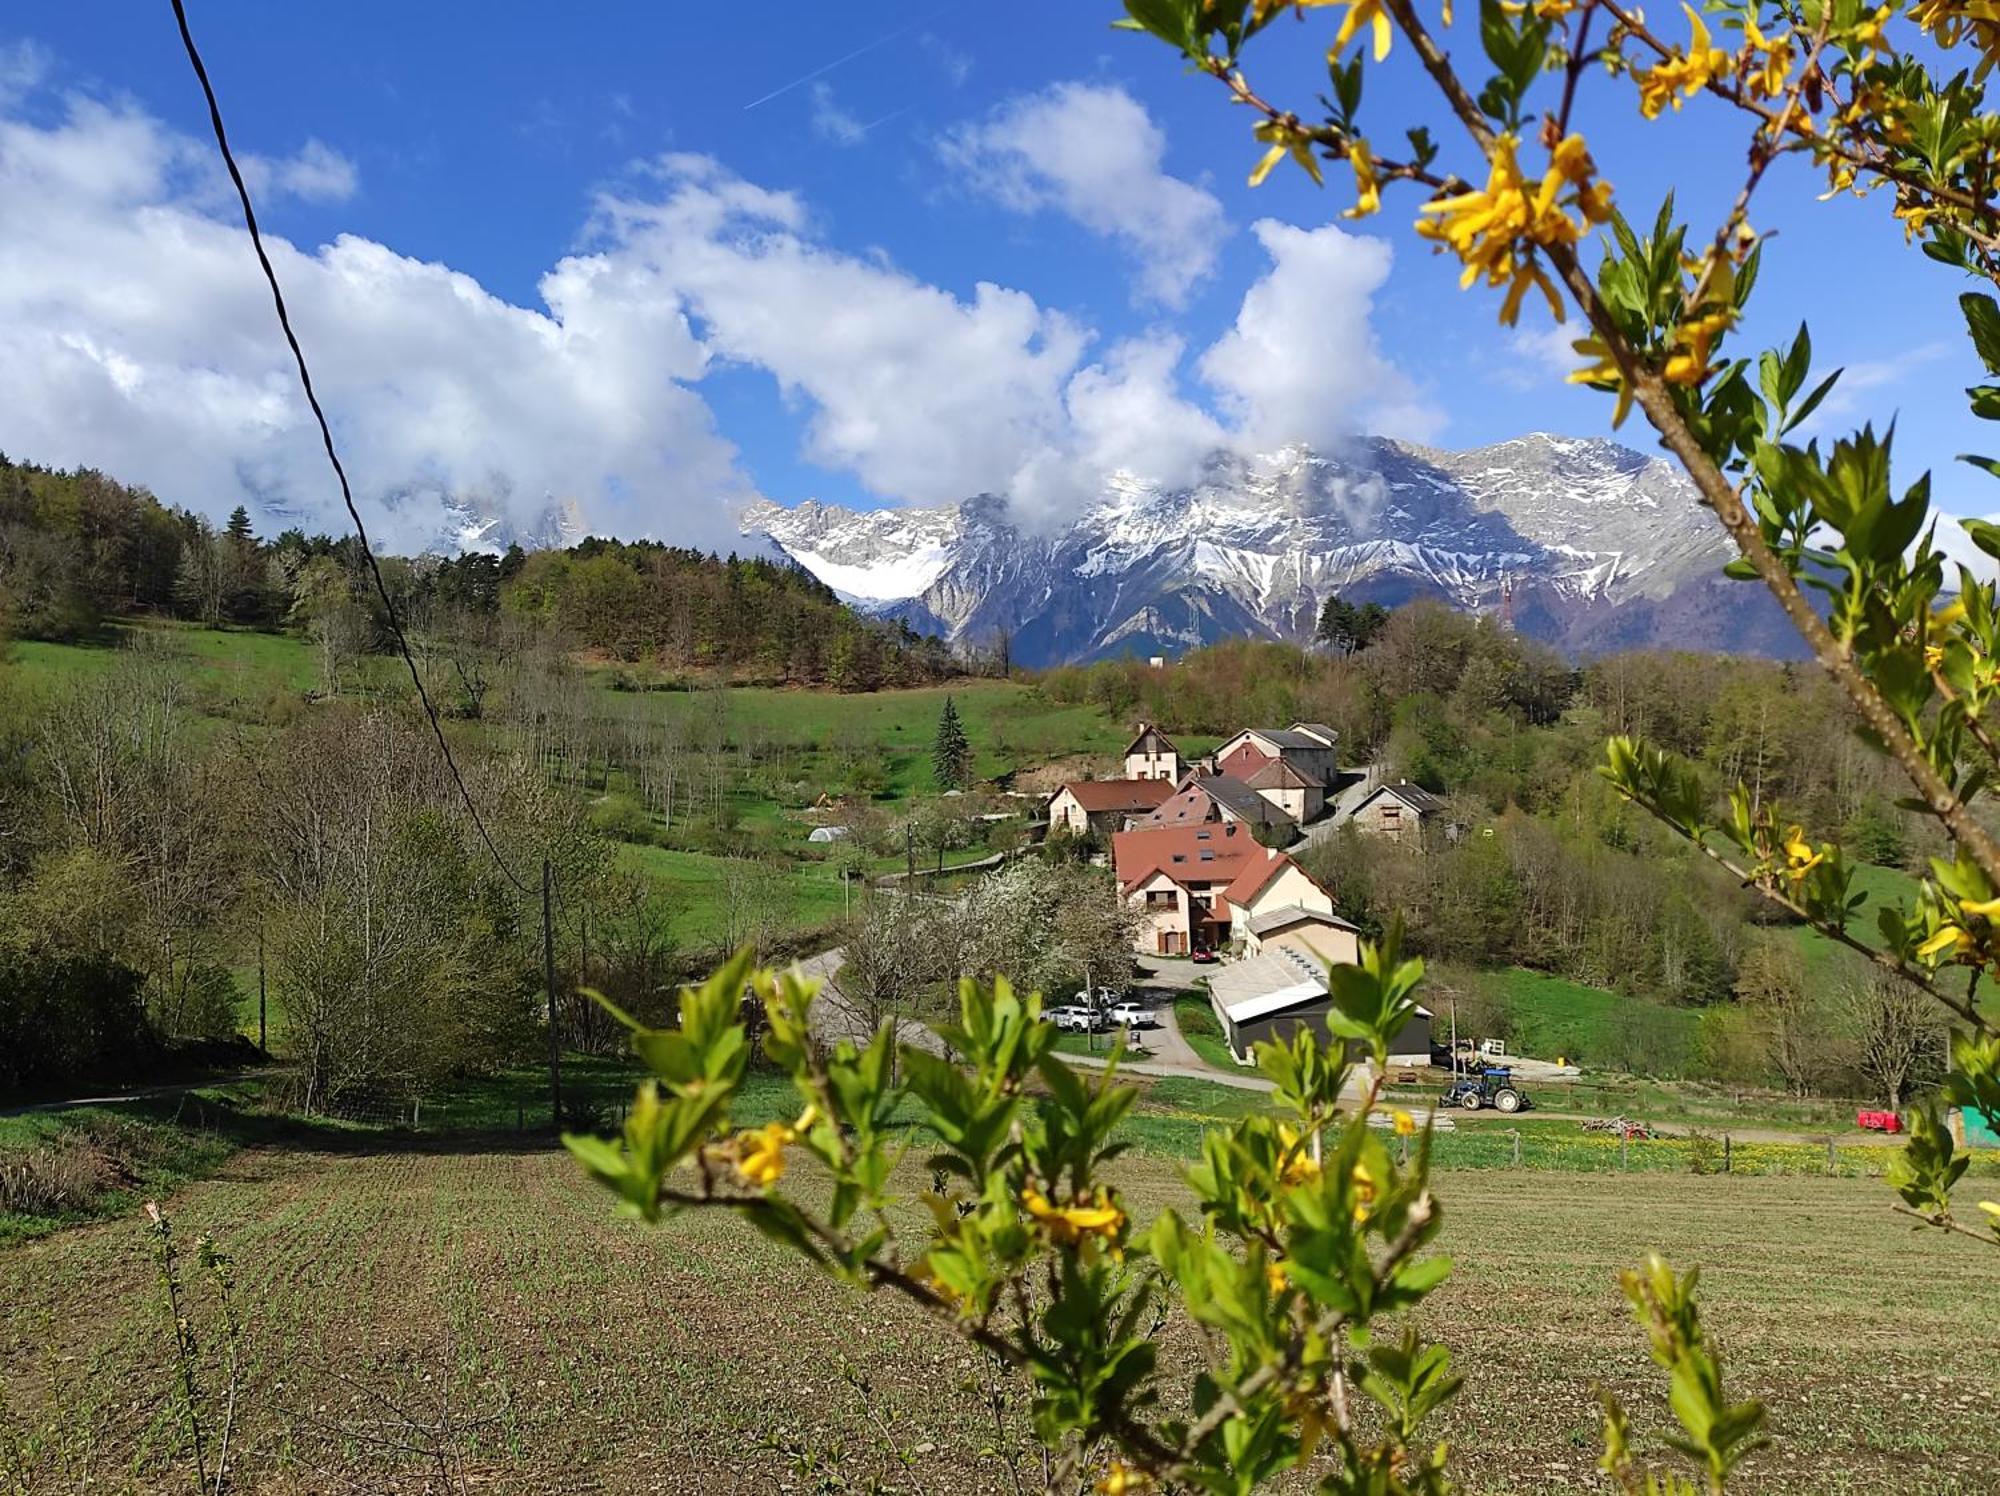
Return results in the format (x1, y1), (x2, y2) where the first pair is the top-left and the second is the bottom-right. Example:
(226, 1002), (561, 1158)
(1856, 1109), (1902, 1133)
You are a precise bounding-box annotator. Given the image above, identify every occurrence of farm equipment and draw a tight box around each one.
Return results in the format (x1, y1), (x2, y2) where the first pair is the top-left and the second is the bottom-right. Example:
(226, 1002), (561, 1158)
(1582, 1116), (1651, 1141)
(1440, 1066), (1531, 1114)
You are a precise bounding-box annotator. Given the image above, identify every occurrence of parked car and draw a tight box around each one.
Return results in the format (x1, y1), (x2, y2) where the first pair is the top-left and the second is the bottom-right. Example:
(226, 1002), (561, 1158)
(1045, 1004), (1097, 1032)
(1070, 989), (1124, 1010)
(1105, 1000), (1156, 1029)
(1190, 947), (1218, 964)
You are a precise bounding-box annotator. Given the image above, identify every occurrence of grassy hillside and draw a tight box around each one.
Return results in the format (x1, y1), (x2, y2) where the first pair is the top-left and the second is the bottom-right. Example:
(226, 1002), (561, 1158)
(5, 625), (1131, 967)
(1469, 967), (1702, 1073)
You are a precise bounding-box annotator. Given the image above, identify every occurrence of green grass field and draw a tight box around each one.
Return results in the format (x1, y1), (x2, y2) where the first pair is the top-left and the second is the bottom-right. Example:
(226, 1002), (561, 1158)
(1471, 967), (1701, 1071)
(5, 625), (1131, 961)
(1173, 992), (1244, 1071)
(9, 620), (324, 698)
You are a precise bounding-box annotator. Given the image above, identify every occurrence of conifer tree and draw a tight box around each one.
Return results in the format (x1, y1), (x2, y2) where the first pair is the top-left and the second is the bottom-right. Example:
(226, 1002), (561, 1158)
(931, 695), (970, 790)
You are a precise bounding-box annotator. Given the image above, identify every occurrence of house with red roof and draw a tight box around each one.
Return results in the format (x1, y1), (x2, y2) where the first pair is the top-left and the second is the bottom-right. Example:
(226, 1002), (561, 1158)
(1046, 778), (1177, 838)
(1112, 822), (1335, 956)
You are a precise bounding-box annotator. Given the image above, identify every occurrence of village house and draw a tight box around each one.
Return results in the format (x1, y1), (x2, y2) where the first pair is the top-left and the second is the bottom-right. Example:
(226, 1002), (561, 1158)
(1211, 724), (1341, 799)
(1347, 781), (1445, 848)
(1112, 822), (1332, 956)
(1142, 774), (1295, 834)
(1045, 778), (1176, 838)
(1238, 904), (1361, 967)
(1122, 724), (1181, 781)
(1242, 758), (1325, 823)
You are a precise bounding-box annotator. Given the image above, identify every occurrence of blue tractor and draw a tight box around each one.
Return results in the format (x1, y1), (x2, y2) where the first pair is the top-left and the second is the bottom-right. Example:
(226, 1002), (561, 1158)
(1439, 1065), (1531, 1114)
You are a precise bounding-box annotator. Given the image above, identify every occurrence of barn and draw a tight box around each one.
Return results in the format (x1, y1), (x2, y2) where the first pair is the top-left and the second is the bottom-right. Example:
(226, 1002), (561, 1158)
(1206, 949), (1432, 1065)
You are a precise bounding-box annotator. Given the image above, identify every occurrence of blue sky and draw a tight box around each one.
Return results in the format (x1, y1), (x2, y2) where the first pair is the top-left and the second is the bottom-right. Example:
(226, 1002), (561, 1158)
(1, 1), (1987, 547)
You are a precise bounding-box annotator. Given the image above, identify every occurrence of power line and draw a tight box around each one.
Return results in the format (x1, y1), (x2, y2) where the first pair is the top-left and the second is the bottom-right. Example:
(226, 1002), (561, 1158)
(169, 0), (532, 898)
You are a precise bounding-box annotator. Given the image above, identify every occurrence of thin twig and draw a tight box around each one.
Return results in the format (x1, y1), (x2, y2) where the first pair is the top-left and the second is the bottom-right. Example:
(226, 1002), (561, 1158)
(1892, 1203), (2000, 1245)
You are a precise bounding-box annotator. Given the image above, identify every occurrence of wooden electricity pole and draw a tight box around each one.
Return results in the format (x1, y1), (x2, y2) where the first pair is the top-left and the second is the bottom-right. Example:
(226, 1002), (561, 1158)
(257, 919), (267, 1054)
(543, 858), (562, 1131)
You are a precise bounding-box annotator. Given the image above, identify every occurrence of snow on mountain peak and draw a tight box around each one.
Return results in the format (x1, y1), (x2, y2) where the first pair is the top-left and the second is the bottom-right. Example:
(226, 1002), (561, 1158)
(738, 434), (1774, 665)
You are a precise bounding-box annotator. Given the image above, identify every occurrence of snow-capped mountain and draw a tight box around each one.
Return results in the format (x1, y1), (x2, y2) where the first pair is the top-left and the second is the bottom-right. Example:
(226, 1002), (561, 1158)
(740, 435), (1805, 665)
(420, 494), (587, 557)
(257, 490), (587, 558)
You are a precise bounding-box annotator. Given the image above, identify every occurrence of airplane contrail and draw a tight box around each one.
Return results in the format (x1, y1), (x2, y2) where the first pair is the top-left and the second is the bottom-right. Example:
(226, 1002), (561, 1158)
(742, 5), (957, 111)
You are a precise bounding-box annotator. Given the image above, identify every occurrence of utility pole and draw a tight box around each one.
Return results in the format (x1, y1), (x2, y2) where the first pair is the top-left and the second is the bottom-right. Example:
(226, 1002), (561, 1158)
(256, 919), (267, 1054)
(543, 858), (562, 1131)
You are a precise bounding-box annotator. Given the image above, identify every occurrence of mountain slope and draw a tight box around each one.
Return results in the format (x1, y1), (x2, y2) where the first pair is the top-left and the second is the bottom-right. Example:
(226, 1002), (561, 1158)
(740, 434), (1802, 666)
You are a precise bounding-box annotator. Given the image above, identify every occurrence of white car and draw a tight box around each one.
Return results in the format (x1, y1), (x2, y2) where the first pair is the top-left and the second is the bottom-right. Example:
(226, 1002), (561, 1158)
(1044, 1004), (1098, 1032)
(1105, 1001), (1156, 1029)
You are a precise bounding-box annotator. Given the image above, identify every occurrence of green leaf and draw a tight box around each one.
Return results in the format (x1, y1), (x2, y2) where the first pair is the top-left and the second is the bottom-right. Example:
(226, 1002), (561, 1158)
(1963, 292), (2000, 375)
(1961, 516), (2000, 559)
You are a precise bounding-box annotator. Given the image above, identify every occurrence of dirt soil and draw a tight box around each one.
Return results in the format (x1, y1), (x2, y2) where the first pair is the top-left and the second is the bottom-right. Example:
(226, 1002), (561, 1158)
(2, 1141), (1994, 1494)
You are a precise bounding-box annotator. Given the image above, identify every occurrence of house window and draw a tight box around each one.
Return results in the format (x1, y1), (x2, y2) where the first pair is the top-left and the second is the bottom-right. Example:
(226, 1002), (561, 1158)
(1146, 890), (1178, 908)
(1381, 805), (1402, 827)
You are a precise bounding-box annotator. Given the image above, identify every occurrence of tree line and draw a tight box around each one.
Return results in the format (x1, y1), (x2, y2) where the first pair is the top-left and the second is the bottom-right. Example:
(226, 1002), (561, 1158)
(0, 452), (962, 689)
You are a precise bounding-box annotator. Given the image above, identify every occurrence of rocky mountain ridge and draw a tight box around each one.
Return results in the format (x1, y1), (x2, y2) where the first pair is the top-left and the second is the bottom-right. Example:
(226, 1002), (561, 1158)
(740, 434), (1805, 665)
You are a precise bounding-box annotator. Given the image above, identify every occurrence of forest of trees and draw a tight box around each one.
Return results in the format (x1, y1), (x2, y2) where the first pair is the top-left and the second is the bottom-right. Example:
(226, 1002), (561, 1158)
(0, 453), (959, 688)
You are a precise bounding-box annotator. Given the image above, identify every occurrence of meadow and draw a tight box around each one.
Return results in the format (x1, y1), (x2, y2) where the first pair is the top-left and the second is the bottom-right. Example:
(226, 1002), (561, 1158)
(1, 1128), (1991, 1495)
(5, 623), (1131, 961)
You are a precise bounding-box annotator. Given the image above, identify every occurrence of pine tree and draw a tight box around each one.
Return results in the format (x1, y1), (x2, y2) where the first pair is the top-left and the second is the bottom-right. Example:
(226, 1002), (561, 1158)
(932, 695), (970, 790)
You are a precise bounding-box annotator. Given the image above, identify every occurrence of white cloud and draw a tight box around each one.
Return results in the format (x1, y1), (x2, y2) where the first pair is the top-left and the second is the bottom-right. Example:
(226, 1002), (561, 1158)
(0, 69), (1427, 548)
(0, 93), (748, 550)
(0, 40), (48, 108)
(938, 82), (1225, 309)
(921, 33), (973, 87)
(1797, 341), (1951, 435)
(809, 83), (866, 147)
(241, 138), (359, 204)
(1200, 219), (1440, 449)
(1498, 322), (1577, 390)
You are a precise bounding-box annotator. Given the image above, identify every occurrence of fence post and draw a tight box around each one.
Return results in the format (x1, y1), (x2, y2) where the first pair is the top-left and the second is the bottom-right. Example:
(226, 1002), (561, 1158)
(1620, 1130), (1628, 1172)
(1511, 1129), (1520, 1168)
(1826, 1138), (1837, 1175)
(1723, 1134), (1732, 1174)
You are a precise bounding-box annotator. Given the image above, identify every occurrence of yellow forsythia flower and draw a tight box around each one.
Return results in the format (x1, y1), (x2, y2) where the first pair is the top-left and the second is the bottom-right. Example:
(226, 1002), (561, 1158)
(1350, 1159), (1378, 1222)
(1345, 137), (1382, 218)
(733, 1121), (795, 1188)
(1278, 1124), (1324, 1185)
(1917, 923), (1974, 961)
(1913, 0), (2000, 77)
(1634, 6), (1730, 119)
(1414, 132), (1609, 327)
(1742, 15), (1795, 99)
(1331, 0), (1394, 61)
(1022, 1186), (1126, 1249)
(1393, 1109), (1417, 1136)
(1779, 825), (1824, 882)
(1096, 1460), (1153, 1495)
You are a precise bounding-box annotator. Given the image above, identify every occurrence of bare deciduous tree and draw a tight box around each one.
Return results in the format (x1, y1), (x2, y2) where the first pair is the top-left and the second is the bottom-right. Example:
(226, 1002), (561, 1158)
(1839, 973), (1946, 1110)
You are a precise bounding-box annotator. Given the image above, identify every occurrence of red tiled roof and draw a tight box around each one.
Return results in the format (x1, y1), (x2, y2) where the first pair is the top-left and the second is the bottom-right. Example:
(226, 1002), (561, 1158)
(1054, 778), (1177, 813)
(1115, 821), (1258, 890)
(1243, 758), (1317, 791)
(1222, 849), (1326, 906)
